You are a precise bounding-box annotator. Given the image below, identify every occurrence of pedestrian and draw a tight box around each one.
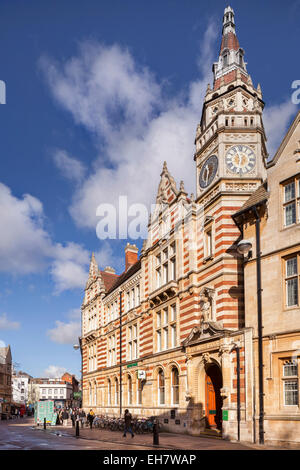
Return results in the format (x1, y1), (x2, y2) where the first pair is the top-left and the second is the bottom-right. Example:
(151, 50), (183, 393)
(87, 409), (95, 429)
(79, 409), (86, 428)
(62, 409), (69, 427)
(123, 409), (134, 438)
(71, 409), (76, 427)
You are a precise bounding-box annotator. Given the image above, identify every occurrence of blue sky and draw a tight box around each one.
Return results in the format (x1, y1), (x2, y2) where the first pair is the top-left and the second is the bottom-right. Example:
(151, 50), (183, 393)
(0, 0), (299, 379)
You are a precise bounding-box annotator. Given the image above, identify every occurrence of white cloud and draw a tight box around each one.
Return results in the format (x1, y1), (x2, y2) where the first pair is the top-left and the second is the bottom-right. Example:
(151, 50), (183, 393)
(0, 182), (90, 293)
(50, 242), (89, 294)
(53, 149), (86, 182)
(43, 365), (67, 378)
(47, 320), (80, 345)
(40, 30), (218, 231)
(0, 313), (20, 330)
(264, 100), (297, 160)
(0, 183), (52, 274)
(41, 24), (299, 233)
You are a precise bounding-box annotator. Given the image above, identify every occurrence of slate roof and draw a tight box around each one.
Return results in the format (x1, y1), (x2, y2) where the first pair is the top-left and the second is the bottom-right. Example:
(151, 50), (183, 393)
(233, 182), (269, 218)
(105, 259), (141, 297)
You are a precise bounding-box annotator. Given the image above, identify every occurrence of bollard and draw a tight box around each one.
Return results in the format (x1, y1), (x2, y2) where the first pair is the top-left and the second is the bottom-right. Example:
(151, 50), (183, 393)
(75, 420), (80, 438)
(43, 418), (46, 430)
(153, 419), (159, 445)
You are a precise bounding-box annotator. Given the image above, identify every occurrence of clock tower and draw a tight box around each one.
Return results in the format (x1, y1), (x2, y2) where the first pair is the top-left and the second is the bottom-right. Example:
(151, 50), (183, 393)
(195, 6), (267, 200)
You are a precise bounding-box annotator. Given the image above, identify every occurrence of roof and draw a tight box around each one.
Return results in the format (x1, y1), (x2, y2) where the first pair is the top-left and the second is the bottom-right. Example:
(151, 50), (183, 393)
(220, 32), (240, 52)
(233, 182), (269, 218)
(105, 259), (141, 296)
(100, 271), (119, 292)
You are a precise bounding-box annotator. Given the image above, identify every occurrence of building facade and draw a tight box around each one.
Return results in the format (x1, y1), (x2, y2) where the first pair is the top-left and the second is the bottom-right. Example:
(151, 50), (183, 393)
(32, 379), (73, 408)
(12, 372), (32, 405)
(234, 111), (300, 446)
(80, 6), (300, 445)
(0, 345), (12, 417)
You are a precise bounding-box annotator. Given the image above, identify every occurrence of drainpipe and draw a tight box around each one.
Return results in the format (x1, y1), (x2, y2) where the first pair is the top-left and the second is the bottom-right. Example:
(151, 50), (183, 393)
(236, 344), (241, 441)
(253, 206), (264, 445)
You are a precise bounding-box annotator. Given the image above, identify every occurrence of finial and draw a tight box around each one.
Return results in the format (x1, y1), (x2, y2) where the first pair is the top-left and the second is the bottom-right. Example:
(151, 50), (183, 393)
(180, 180), (185, 192)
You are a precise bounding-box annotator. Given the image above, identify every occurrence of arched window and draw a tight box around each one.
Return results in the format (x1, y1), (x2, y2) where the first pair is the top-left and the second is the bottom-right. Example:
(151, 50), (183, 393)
(158, 369), (165, 405)
(107, 379), (111, 405)
(94, 380), (97, 406)
(114, 378), (119, 405)
(171, 367), (179, 405)
(128, 375), (132, 405)
(89, 382), (92, 405)
(136, 373), (142, 405)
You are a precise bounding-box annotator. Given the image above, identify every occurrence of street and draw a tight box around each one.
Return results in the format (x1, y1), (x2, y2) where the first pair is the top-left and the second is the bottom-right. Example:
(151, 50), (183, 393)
(0, 417), (284, 450)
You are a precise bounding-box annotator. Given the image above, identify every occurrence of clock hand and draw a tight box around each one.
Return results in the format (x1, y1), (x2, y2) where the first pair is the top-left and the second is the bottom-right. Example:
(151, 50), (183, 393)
(236, 147), (243, 167)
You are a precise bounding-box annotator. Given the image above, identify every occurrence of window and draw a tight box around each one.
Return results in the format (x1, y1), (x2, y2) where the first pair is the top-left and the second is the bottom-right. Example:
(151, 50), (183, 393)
(108, 334), (116, 366)
(283, 360), (298, 406)
(156, 304), (177, 351)
(94, 382), (97, 406)
(155, 242), (176, 289)
(171, 367), (179, 405)
(158, 369), (165, 405)
(128, 324), (138, 360)
(285, 256), (299, 307)
(136, 373), (142, 405)
(127, 375), (132, 405)
(283, 178), (300, 227)
(88, 343), (97, 371)
(114, 378), (119, 405)
(107, 379), (111, 405)
(126, 292), (130, 312)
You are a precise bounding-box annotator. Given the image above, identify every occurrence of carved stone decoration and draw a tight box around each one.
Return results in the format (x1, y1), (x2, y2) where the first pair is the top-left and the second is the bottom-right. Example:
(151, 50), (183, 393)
(201, 352), (212, 365)
(220, 387), (229, 398)
(218, 344), (231, 356)
(199, 286), (216, 323)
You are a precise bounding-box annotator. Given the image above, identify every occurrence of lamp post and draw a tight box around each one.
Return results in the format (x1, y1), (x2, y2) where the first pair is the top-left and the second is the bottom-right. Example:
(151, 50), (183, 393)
(73, 342), (82, 408)
(237, 226), (264, 445)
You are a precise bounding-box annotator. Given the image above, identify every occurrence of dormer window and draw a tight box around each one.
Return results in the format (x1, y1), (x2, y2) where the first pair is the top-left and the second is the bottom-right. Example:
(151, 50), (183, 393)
(223, 53), (228, 67)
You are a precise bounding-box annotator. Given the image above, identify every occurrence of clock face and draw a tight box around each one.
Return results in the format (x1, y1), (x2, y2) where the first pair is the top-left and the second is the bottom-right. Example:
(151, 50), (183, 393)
(225, 145), (256, 175)
(199, 155), (218, 189)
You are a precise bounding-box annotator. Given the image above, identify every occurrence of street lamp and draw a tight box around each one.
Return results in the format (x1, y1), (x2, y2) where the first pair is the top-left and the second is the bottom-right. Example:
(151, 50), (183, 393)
(73, 342), (82, 408)
(237, 239), (252, 257)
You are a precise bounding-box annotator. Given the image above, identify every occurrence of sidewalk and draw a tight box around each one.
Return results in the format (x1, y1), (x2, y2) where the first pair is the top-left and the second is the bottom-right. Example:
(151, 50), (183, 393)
(40, 424), (264, 450)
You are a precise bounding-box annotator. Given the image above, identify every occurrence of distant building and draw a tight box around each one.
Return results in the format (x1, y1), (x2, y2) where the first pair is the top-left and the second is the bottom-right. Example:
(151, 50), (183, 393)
(28, 372), (80, 408)
(12, 371), (32, 405)
(0, 345), (12, 416)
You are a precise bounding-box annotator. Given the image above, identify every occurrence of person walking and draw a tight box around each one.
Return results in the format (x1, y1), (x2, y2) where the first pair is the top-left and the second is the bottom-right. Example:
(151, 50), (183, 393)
(79, 409), (86, 428)
(87, 409), (95, 429)
(71, 408), (76, 427)
(123, 409), (134, 438)
(62, 409), (69, 427)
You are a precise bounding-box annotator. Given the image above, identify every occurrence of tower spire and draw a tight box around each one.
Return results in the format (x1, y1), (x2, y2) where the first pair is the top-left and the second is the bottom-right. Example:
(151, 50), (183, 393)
(212, 6), (249, 92)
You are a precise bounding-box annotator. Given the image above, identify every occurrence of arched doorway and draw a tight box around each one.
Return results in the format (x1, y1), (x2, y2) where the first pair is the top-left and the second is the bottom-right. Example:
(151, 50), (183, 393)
(205, 363), (223, 430)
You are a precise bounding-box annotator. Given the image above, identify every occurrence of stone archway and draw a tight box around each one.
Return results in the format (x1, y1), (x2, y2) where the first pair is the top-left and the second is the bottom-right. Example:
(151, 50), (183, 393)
(205, 362), (223, 431)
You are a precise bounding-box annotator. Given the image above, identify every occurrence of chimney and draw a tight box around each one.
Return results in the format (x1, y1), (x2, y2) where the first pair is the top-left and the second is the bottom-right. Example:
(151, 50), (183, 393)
(125, 243), (138, 271)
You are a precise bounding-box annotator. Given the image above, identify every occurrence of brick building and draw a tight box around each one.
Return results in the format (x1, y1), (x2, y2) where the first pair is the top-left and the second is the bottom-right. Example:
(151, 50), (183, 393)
(80, 6), (299, 445)
(0, 345), (12, 417)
